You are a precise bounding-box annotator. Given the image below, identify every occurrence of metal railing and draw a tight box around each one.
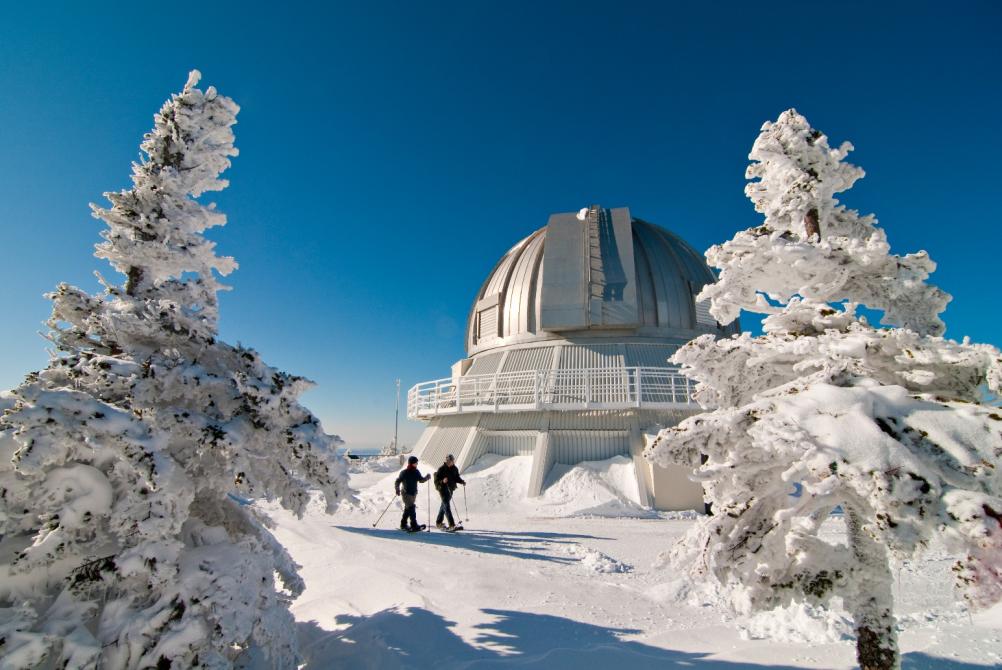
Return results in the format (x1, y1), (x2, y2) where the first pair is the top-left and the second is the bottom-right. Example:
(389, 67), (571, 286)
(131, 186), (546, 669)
(407, 366), (696, 418)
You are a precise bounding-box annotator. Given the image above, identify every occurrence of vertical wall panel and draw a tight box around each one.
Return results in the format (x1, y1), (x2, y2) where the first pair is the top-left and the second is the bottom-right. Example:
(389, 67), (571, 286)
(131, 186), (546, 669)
(482, 430), (537, 457)
(658, 226), (717, 285)
(505, 232), (545, 338)
(650, 227), (695, 330)
(634, 237), (659, 327)
(478, 307), (498, 342)
(694, 298), (716, 328)
(550, 430), (629, 464)
(478, 412), (544, 430)
(419, 415), (480, 467)
(484, 237), (527, 296)
(633, 222), (674, 327)
(527, 433), (553, 497)
(501, 347), (554, 372)
(528, 241), (544, 334)
(547, 410), (633, 430)
(540, 211), (589, 330)
(458, 432), (489, 471)
(625, 344), (678, 367)
(466, 351), (504, 376)
(556, 344), (624, 369)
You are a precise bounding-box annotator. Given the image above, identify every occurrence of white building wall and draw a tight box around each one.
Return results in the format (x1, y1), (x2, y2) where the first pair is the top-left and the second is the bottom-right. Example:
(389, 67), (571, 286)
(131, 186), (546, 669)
(419, 414), (479, 469)
(550, 430), (629, 464)
(413, 407), (704, 511)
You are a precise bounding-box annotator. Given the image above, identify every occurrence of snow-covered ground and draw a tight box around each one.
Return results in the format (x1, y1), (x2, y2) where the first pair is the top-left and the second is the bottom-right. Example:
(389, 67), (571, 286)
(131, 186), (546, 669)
(261, 456), (1002, 668)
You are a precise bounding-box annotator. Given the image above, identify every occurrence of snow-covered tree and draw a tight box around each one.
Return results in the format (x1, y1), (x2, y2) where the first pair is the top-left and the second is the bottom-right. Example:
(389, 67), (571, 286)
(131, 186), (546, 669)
(647, 109), (1002, 670)
(0, 71), (350, 669)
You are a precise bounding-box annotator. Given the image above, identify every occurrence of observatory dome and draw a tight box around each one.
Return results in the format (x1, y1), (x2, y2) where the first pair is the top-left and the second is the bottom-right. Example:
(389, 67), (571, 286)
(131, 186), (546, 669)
(467, 205), (736, 356)
(408, 205), (737, 512)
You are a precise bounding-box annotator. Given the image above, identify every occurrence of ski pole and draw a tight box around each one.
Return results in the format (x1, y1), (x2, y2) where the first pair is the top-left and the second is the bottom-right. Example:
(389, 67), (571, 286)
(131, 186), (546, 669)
(426, 480), (431, 531)
(463, 484), (470, 522)
(372, 494), (396, 528)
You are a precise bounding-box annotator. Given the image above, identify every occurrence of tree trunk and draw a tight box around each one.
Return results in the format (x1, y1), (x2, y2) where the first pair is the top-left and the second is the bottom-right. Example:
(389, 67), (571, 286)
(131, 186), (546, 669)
(126, 266), (143, 297)
(847, 510), (899, 670)
(804, 208), (821, 240)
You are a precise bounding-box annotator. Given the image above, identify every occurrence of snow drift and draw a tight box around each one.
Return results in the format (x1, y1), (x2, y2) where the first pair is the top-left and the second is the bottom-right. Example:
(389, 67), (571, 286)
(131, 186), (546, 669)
(352, 453), (656, 520)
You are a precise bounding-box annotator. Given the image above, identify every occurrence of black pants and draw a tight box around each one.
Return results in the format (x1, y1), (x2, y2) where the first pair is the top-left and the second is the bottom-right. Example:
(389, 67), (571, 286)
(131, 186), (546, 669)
(436, 488), (455, 526)
(400, 493), (419, 529)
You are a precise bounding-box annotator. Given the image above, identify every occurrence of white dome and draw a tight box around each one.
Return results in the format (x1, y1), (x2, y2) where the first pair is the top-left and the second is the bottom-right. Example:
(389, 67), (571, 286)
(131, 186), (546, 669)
(466, 205), (737, 356)
(410, 205), (735, 512)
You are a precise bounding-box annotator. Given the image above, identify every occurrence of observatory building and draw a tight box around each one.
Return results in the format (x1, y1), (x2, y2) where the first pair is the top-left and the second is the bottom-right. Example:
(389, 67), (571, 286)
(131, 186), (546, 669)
(407, 206), (737, 510)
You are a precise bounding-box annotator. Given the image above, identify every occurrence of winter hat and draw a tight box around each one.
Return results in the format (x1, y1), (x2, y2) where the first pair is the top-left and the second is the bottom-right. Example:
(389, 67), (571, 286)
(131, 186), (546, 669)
(408, 456), (419, 465)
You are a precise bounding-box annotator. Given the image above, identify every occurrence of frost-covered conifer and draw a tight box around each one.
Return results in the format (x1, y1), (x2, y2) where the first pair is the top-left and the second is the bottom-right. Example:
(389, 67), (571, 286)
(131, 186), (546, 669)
(647, 109), (1002, 670)
(0, 71), (350, 669)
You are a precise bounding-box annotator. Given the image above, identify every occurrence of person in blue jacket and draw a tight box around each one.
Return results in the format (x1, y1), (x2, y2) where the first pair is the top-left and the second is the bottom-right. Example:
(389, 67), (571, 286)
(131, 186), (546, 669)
(395, 455), (431, 531)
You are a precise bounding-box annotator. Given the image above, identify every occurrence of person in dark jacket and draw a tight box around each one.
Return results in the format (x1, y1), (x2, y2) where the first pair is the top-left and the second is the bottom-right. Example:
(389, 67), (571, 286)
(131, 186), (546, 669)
(434, 454), (466, 529)
(395, 455), (431, 531)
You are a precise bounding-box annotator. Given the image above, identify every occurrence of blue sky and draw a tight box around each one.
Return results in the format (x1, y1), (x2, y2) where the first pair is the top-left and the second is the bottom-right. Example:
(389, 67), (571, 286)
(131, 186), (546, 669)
(2, 2), (1000, 450)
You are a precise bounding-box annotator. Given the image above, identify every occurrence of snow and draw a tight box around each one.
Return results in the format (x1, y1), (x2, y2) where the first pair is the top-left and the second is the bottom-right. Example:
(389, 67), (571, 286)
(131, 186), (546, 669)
(39, 464), (113, 528)
(538, 456), (651, 518)
(348, 455), (404, 475)
(0, 72), (349, 668)
(255, 459), (1002, 668)
(645, 109), (1002, 668)
(739, 604), (851, 645)
(351, 454), (654, 521)
(2, 88), (998, 669)
(561, 543), (632, 574)
(702, 109), (950, 336)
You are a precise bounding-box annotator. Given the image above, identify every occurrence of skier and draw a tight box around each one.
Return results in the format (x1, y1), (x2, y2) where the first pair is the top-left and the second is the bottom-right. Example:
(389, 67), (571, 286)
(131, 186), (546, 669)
(395, 455), (431, 532)
(434, 454), (465, 530)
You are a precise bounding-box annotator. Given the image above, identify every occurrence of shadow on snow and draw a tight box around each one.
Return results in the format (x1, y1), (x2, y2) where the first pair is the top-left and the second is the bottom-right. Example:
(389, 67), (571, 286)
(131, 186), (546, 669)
(321, 526), (995, 669)
(297, 606), (801, 669)
(335, 525), (610, 564)
(298, 609), (999, 669)
(899, 654), (999, 670)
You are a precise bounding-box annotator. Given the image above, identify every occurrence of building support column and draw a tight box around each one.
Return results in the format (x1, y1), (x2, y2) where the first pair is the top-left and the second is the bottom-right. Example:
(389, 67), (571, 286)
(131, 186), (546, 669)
(628, 416), (653, 508)
(456, 423), (485, 471)
(642, 426), (704, 511)
(527, 412), (553, 497)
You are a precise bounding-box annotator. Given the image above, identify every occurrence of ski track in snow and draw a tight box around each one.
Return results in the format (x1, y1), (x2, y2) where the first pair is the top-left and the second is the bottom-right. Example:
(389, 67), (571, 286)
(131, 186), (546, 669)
(259, 463), (1002, 669)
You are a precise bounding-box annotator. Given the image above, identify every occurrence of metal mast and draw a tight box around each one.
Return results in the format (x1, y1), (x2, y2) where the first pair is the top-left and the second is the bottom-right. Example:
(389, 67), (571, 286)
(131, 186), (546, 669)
(394, 378), (400, 454)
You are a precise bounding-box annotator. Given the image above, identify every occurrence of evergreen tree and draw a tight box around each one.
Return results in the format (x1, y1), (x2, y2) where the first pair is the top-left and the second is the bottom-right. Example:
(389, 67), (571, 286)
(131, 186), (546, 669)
(647, 109), (1002, 670)
(0, 71), (349, 669)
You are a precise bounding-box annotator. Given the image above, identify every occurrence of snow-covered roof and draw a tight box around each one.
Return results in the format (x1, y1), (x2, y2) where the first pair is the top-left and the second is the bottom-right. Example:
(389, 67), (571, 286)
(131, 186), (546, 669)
(466, 205), (737, 355)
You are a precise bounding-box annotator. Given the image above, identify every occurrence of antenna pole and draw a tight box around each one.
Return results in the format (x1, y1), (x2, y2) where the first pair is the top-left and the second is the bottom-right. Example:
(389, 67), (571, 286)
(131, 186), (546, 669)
(394, 378), (401, 455)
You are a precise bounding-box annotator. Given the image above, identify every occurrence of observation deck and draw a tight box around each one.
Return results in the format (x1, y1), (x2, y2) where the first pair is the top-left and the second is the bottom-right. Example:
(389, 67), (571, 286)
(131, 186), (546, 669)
(407, 366), (696, 419)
